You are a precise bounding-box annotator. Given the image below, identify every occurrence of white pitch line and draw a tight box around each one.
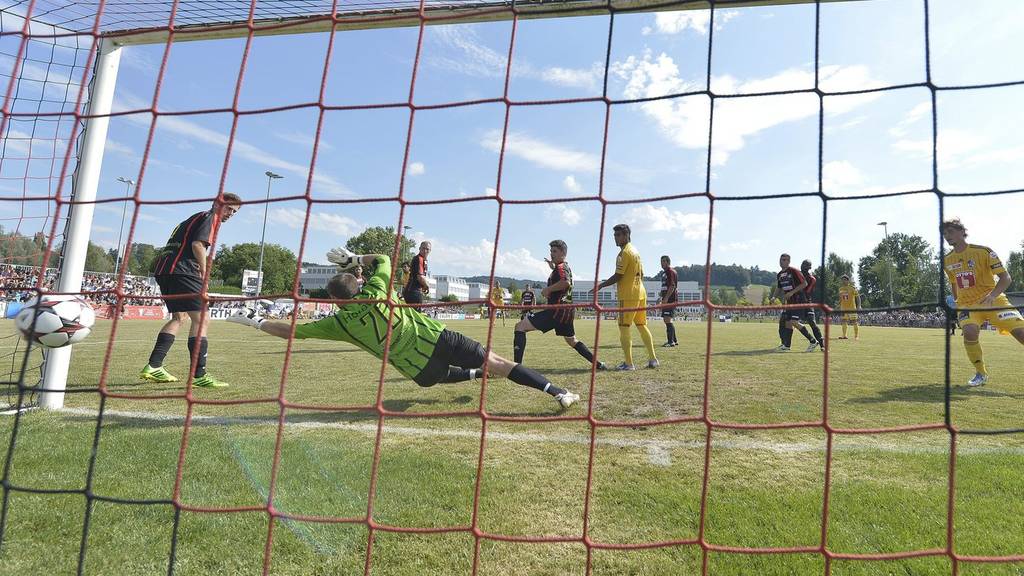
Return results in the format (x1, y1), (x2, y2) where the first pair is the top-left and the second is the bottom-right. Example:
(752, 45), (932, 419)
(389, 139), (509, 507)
(52, 407), (1024, 465)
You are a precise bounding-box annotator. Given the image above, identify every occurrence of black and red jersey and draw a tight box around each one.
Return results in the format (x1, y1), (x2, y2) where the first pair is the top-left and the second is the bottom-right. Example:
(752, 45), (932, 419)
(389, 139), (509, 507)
(152, 211), (217, 277)
(802, 269), (817, 302)
(661, 267), (679, 303)
(777, 266), (807, 304)
(405, 254), (427, 292)
(520, 289), (535, 306)
(547, 261), (573, 323)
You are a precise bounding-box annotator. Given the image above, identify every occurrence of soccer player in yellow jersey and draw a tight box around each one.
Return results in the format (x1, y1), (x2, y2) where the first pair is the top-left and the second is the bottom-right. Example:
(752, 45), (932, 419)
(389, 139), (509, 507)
(837, 274), (860, 340)
(593, 224), (658, 370)
(942, 218), (1024, 387)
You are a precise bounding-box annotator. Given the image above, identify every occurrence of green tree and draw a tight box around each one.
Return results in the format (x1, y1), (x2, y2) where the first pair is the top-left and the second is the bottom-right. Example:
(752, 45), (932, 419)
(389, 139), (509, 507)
(711, 287), (738, 306)
(345, 226), (416, 263)
(439, 294), (460, 303)
(1007, 242), (1024, 293)
(812, 253), (854, 307)
(212, 243), (297, 294)
(84, 242), (114, 273)
(857, 233), (938, 308)
(510, 287), (523, 304)
(0, 228), (49, 266)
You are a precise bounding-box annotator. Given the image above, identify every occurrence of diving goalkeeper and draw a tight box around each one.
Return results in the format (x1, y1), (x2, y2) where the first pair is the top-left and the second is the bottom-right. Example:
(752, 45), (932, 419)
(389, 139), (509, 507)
(228, 248), (580, 409)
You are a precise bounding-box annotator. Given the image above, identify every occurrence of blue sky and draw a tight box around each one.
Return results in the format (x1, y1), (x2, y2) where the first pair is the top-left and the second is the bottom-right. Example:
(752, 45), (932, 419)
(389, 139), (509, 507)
(2, 0), (1022, 286)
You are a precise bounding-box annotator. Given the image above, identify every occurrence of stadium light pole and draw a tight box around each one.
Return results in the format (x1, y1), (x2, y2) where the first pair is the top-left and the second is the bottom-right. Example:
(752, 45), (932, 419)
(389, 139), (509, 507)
(402, 225), (412, 259)
(114, 176), (134, 273)
(877, 221), (895, 308)
(257, 171), (283, 296)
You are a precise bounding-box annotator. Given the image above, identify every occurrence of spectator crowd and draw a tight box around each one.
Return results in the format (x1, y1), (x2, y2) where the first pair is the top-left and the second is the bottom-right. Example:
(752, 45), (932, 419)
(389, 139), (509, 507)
(1, 263), (161, 306)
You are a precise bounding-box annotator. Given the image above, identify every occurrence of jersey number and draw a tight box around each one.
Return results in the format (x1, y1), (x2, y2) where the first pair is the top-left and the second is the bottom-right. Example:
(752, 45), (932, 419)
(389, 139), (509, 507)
(955, 272), (976, 290)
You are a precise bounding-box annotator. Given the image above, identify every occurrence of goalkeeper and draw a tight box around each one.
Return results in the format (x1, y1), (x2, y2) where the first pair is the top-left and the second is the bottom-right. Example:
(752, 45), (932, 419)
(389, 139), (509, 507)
(228, 248), (580, 409)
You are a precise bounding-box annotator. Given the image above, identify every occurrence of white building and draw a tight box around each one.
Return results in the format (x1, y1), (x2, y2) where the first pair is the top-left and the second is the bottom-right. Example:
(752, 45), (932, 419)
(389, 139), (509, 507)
(298, 264), (337, 295)
(467, 282), (488, 301)
(571, 280), (704, 312)
(435, 275), (469, 301)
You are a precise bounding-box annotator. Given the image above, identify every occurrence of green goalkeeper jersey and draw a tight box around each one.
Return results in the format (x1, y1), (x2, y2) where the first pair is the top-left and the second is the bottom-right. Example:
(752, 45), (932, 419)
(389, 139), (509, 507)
(293, 255), (445, 380)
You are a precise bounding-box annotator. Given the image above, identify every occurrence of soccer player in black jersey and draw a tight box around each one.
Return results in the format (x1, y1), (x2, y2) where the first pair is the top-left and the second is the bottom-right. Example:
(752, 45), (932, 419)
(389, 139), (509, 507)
(520, 284), (536, 319)
(800, 259), (826, 351)
(771, 253), (818, 352)
(403, 241), (431, 304)
(513, 240), (606, 370)
(140, 194), (241, 387)
(659, 255), (679, 347)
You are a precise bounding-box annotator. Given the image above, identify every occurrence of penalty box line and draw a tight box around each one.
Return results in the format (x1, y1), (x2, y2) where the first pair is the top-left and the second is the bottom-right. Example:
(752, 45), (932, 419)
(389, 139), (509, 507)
(56, 407), (1024, 467)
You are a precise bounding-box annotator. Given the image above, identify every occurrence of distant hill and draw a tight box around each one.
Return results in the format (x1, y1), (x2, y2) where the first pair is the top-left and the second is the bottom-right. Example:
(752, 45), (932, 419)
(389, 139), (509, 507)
(649, 263), (776, 287)
(462, 275), (547, 288)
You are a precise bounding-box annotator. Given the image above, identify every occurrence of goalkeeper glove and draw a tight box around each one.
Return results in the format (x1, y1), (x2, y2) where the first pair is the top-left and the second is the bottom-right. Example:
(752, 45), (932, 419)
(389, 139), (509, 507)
(945, 295), (957, 309)
(327, 246), (361, 271)
(227, 307), (264, 329)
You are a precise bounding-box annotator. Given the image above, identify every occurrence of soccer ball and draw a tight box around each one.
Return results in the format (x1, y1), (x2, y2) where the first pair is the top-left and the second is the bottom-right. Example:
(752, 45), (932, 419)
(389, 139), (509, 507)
(15, 295), (96, 348)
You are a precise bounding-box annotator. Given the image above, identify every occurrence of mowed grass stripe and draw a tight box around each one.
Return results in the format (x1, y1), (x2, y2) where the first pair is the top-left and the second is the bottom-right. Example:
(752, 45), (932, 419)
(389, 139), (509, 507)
(1, 319), (1022, 575)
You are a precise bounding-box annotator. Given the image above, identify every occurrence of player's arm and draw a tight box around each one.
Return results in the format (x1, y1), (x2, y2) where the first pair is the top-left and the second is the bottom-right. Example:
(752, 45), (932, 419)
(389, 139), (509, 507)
(784, 270), (807, 300)
(665, 277), (677, 302)
(594, 273), (621, 292)
(983, 271), (1012, 306)
(191, 241), (209, 278)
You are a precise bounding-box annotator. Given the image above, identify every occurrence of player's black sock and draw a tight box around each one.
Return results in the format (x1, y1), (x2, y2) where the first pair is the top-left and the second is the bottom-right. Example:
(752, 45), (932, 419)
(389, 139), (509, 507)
(441, 367), (474, 383)
(783, 327), (794, 347)
(573, 341), (595, 363)
(778, 323), (787, 345)
(508, 364), (565, 397)
(513, 331), (526, 363)
(798, 326), (815, 343)
(808, 321), (823, 345)
(666, 323), (677, 344)
(187, 336), (208, 378)
(148, 332), (174, 368)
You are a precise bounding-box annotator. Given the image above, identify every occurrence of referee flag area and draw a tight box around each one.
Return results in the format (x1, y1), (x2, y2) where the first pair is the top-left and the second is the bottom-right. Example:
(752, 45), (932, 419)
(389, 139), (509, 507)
(2, 0), (1023, 574)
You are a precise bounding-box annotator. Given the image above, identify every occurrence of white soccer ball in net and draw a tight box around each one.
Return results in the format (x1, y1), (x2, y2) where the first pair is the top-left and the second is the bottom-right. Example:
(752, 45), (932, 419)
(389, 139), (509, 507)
(14, 295), (96, 348)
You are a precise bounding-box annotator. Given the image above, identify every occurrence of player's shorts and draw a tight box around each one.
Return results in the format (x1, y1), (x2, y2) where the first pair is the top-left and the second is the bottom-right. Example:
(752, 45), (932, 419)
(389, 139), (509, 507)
(661, 298), (677, 319)
(414, 329), (487, 387)
(618, 300), (647, 327)
(956, 294), (1024, 335)
(839, 309), (858, 322)
(525, 308), (575, 337)
(780, 309), (804, 323)
(402, 286), (424, 304)
(155, 274), (204, 313)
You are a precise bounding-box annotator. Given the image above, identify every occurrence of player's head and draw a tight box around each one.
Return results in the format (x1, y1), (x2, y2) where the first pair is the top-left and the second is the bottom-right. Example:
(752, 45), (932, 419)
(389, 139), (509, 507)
(549, 239), (567, 263)
(779, 253), (791, 268)
(353, 264), (363, 277)
(217, 193), (242, 222)
(801, 259), (812, 272)
(661, 255), (671, 270)
(612, 224), (631, 247)
(401, 261), (411, 272)
(418, 241), (432, 257)
(840, 274), (851, 285)
(326, 273), (359, 300)
(941, 218), (967, 246)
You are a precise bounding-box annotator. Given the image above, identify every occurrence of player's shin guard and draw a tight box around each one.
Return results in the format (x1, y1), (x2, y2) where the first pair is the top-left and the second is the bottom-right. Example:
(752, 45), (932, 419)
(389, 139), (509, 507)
(187, 336), (208, 378)
(637, 325), (656, 360)
(783, 327), (794, 347)
(148, 332), (174, 368)
(808, 320), (823, 345)
(964, 340), (987, 375)
(798, 326), (815, 343)
(619, 326), (634, 365)
(513, 331), (526, 363)
(573, 341), (595, 363)
(666, 323), (676, 344)
(509, 364), (565, 397)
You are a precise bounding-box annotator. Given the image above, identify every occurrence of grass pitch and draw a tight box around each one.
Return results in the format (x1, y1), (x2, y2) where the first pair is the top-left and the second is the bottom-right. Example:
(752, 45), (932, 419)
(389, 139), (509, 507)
(1, 318), (1023, 575)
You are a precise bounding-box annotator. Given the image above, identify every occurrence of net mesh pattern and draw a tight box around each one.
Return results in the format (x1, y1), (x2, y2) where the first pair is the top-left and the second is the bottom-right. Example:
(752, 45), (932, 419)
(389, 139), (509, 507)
(1, 0), (1022, 574)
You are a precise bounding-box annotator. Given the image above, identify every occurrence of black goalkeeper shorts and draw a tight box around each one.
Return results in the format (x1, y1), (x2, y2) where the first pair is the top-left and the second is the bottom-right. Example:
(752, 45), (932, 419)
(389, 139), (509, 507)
(413, 329), (487, 387)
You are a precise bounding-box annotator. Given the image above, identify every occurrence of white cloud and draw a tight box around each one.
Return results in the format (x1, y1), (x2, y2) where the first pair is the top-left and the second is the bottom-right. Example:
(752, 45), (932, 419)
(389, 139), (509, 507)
(891, 128), (984, 168)
(719, 239), (761, 252)
(642, 9), (740, 36)
(120, 48), (159, 74)
(115, 93), (352, 196)
(562, 175), (582, 193)
(484, 187), (497, 196)
(407, 161), (425, 176)
(94, 203), (159, 222)
(544, 203), (583, 226)
(268, 207), (361, 236)
(541, 63), (604, 91)
(887, 101), (931, 138)
(275, 131), (335, 151)
(418, 235), (552, 280)
(822, 160), (864, 193)
(481, 130), (599, 173)
(620, 204), (712, 239)
(612, 52), (882, 165)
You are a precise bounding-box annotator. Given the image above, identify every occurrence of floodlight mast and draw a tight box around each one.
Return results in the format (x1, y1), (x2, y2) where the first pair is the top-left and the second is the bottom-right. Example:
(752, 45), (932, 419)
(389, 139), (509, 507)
(40, 39), (123, 409)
